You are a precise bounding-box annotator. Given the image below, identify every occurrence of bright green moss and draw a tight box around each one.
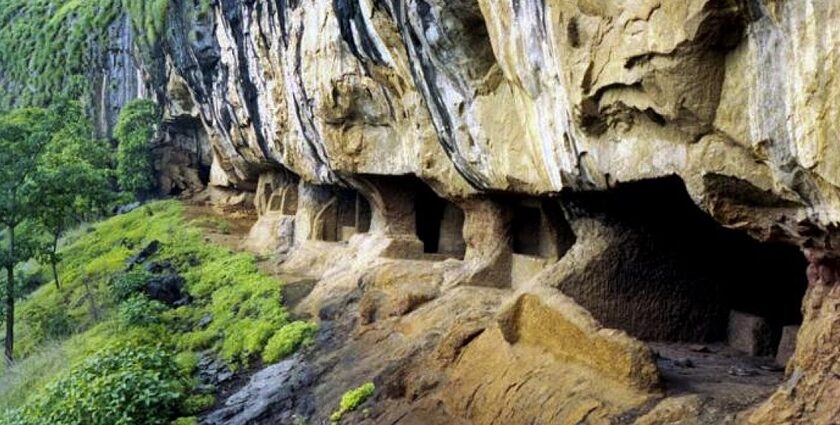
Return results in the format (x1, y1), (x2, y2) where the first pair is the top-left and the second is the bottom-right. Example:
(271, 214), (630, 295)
(330, 383), (375, 423)
(263, 321), (317, 364)
(170, 417), (198, 425)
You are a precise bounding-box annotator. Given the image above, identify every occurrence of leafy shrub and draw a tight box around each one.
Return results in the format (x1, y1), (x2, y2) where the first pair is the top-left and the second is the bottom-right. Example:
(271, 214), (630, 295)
(262, 321), (317, 364)
(173, 351), (199, 376)
(119, 295), (168, 327)
(111, 270), (151, 302)
(115, 99), (158, 200)
(170, 417), (198, 425)
(11, 344), (186, 425)
(182, 393), (215, 415)
(22, 305), (73, 343)
(330, 383), (375, 423)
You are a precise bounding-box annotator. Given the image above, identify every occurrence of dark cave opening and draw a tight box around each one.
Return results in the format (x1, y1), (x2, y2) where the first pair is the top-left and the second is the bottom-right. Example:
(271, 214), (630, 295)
(198, 163), (211, 186)
(510, 199), (575, 259)
(559, 176), (807, 356)
(262, 182), (274, 209)
(512, 205), (543, 256)
(414, 182), (466, 259)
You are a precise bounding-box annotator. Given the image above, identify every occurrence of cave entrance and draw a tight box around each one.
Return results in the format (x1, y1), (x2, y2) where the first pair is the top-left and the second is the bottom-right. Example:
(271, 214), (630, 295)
(558, 176), (807, 356)
(316, 188), (371, 242)
(510, 199), (574, 259)
(508, 198), (575, 282)
(414, 182), (466, 259)
(556, 176), (808, 405)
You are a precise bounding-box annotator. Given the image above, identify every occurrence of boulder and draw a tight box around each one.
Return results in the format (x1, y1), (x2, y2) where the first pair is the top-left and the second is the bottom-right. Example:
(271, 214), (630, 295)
(775, 325), (800, 367)
(727, 311), (774, 356)
(125, 240), (160, 270)
(146, 274), (188, 306)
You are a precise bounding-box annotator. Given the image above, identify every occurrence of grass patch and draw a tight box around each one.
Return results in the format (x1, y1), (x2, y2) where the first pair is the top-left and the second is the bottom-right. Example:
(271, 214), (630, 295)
(0, 200), (314, 423)
(330, 383), (375, 423)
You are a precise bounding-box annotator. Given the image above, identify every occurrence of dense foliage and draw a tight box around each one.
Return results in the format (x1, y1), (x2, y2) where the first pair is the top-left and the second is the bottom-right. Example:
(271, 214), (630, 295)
(0, 101), (112, 363)
(0, 0), (171, 109)
(31, 100), (112, 289)
(115, 99), (158, 199)
(5, 344), (186, 425)
(0, 202), (314, 423)
(0, 0), (120, 108)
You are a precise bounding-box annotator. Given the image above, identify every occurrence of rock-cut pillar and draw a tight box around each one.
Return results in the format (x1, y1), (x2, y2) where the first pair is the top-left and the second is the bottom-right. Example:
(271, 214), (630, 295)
(748, 251), (840, 424)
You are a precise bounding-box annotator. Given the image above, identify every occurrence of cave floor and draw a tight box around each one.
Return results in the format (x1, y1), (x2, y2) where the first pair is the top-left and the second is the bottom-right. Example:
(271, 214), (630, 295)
(649, 342), (785, 411)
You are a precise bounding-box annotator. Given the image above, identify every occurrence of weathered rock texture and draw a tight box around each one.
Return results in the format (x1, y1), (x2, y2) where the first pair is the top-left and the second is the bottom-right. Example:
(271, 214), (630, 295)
(150, 0), (840, 244)
(81, 0), (840, 423)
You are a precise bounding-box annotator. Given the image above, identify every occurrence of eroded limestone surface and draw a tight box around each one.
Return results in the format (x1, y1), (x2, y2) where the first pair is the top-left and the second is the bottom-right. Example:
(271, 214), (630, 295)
(79, 0), (840, 423)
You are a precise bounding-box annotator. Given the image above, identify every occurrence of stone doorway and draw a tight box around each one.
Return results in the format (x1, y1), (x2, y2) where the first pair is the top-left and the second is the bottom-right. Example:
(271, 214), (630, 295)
(415, 183), (466, 259)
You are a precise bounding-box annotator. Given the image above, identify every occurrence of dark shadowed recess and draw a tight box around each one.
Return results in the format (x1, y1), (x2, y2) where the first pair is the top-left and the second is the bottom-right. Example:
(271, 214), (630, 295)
(559, 175), (806, 348)
(412, 178), (466, 258)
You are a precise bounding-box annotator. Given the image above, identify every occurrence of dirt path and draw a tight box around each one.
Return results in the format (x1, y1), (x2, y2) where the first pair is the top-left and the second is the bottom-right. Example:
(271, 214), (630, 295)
(182, 204), (257, 250)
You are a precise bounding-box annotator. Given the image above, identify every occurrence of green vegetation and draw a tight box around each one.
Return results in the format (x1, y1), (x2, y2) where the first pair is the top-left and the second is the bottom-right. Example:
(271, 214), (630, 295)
(32, 99), (112, 290)
(9, 344), (185, 425)
(0, 201), (314, 423)
(263, 321), (317, 364)
(1, 101), (112, 364)
(0, 108), (52, 363)
(118, 295), (167, 327)
(115, 99), (159, 200)
(122, 0), (169, 46)
(0, 0), (121, 108)
(0, 0), (172, 109)
(330, 383), (375, 423)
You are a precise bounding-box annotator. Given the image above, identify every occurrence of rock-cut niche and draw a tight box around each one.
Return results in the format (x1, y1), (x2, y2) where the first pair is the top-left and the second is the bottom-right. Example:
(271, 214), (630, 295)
(313, 187), (372, 242)
(557, 176), (806, 358)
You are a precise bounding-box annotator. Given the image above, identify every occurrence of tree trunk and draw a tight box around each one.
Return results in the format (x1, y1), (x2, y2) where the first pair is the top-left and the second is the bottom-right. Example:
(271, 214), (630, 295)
(4, 227), (15, 366)
(51, 233), (60, 290)
(5, 266), (13, 366)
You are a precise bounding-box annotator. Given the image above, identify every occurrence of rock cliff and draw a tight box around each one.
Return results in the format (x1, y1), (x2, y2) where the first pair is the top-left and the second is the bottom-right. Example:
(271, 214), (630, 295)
(44, 0), (840, 423)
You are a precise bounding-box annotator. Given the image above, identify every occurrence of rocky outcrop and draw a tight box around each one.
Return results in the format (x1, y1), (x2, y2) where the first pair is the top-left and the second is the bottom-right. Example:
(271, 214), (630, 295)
(90, 13), (147, 140)
(80, 0), (840, 423)
(152, 1), (840, 248)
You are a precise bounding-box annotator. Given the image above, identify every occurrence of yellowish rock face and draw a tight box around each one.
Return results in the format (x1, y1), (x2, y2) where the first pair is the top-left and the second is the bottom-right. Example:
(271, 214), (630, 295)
(162, 0), (840, 249)
(149, 2), (840, 423)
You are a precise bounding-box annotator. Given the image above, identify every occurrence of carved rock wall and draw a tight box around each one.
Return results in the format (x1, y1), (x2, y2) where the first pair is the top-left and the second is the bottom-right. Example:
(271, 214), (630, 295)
(140, 0), (840, 423)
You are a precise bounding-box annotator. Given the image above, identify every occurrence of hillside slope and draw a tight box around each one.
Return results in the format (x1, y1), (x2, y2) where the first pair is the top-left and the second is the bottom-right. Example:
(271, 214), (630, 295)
(0, 201), (312, 424)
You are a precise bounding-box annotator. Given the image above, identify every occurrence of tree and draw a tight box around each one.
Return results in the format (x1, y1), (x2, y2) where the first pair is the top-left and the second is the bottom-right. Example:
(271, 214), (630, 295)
(0, 108), (51, 365)
(32, 100), (112, 290)
(115, 99), (159, 200)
